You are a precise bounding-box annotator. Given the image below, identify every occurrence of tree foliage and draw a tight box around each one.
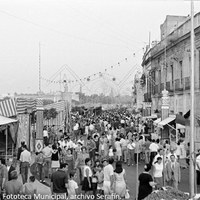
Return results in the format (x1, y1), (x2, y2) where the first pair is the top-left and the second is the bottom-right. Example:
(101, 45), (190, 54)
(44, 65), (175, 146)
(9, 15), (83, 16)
(43, 108), (58, 120)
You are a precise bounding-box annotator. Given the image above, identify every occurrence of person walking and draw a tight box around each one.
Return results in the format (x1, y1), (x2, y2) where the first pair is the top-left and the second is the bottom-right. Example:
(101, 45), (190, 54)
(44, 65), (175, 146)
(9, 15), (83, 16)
(134, 137), (141, 164)
(6, 158), (15, 181)
(113, 161), (127, 199)
(120, 136), (128, 163)
(82, 158), (93, 194)
(42, 143), (52, 179)
(153, 157), (163, 189)
(35, 151), (45, 183)
(20, 145), (31, 184)
(4, 170), (23, 195)
(87, 136), (96, 166)
(103, 158), (115, 195)
(17, 141), (25, 174)
(115, 138), (122, 161)
(23, 176), (37, 199)
(127, 139), (135, 166)
(165, 154), (181, 189)
(51, 163), (69, 199)
(68, 172), (79, 200)
(149, 140), (159, 166)
(75, 146), (89, 185)
(51, 144), (60, 173)
(138, 164), (156, 200)
(63, 149), (74, 174)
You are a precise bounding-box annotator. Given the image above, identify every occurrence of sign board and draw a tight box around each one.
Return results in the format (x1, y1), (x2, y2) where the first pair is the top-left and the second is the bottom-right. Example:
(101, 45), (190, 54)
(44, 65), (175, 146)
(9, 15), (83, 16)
(35, 140), (43, 152)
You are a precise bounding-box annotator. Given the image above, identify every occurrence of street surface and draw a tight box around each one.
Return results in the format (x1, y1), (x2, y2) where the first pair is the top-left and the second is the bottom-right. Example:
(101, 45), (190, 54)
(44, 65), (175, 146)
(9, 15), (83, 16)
(28, 160), (199, 200)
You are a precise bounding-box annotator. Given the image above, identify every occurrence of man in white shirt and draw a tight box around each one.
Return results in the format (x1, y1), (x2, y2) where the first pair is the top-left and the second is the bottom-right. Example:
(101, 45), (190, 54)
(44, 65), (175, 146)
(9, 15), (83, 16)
(103, 158), (114, 195)
(153, 149), (164, 166)
(20, 145), (31, 184)
(58, 137), (65, 148)
(149, 140), (159, 165)
(43, 127), (49, 145)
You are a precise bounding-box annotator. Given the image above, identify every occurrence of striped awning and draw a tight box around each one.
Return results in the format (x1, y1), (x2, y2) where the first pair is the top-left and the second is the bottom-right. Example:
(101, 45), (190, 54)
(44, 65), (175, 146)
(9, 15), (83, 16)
(0, 98), (17, 117)
(16, 98), (36, 114)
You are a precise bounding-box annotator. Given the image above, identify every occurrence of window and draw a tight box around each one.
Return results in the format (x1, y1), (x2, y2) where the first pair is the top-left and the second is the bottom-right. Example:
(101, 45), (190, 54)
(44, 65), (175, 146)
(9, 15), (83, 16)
(179, 61), (183, 84)
(171, 64), (174, 85)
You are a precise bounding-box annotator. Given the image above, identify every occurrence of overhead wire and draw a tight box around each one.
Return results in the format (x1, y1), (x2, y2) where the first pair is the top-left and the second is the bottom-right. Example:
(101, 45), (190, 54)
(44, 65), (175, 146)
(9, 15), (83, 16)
(0, 9), (132, 49)
(61, 1), (147, 47)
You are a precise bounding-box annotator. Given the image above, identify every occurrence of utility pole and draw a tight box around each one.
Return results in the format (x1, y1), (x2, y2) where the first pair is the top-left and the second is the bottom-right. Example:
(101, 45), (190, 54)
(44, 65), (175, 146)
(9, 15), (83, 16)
(190, 0), (195, 198)
(39, 42), (41, 94)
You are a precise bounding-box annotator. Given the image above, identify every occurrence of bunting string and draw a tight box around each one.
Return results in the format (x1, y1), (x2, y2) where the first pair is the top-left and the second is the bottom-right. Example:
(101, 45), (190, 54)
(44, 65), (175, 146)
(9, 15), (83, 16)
(41, 48), (142, 85)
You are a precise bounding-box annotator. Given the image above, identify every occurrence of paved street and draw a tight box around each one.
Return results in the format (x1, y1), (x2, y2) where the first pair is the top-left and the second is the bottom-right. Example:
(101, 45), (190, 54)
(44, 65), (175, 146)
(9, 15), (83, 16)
(26, 150), (200, 199)
(124, 162), (200, 199)
(14, 153), (200, 200)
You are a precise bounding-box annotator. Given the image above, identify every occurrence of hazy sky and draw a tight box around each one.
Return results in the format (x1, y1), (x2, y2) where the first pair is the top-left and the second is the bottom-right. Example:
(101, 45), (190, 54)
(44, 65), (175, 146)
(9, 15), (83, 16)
(0, 0), (199, 96)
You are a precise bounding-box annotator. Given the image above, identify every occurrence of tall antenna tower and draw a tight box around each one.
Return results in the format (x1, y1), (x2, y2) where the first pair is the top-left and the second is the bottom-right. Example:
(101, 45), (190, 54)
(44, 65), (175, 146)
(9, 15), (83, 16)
(39, 42), (41, 94)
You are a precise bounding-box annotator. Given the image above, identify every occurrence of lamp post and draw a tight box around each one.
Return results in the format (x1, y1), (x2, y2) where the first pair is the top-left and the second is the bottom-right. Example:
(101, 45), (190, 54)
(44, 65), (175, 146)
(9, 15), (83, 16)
(190, 0), (195, 198)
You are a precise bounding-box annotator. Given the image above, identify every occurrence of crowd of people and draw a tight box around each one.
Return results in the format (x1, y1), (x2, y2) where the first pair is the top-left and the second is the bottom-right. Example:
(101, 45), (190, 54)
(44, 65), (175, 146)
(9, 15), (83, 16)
(0, 108), (193, 200)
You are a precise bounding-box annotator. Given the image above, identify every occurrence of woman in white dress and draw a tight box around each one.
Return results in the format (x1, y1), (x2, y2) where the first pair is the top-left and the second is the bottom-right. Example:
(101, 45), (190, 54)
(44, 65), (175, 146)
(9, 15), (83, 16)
(115, 138), (122, 161)
(114, 161), (127, 199)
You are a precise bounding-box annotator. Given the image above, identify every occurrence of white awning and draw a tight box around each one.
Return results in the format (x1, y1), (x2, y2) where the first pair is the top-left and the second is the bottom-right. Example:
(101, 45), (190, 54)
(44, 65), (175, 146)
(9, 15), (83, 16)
(154, 118), (161, 126)
(0, 115), (18, 126)
(144, 114), (157, 119)
(176, 124), (186, 129)
(158, 116), (176, 129)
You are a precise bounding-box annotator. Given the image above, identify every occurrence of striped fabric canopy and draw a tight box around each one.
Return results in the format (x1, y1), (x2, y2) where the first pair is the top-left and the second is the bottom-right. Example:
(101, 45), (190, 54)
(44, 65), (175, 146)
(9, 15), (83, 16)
(16, 98), (36, 114)
(0, 98), (17, 117)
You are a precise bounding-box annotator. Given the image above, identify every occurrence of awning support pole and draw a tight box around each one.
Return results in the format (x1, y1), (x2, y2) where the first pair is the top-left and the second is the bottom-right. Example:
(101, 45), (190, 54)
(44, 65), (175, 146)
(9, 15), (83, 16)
(5, 127), (8, 162)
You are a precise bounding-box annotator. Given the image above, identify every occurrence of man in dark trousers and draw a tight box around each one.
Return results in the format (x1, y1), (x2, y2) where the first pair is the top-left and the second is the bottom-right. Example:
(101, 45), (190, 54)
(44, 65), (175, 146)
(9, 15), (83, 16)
(17, 141), (25, 160)
(17, 141), (25, 174)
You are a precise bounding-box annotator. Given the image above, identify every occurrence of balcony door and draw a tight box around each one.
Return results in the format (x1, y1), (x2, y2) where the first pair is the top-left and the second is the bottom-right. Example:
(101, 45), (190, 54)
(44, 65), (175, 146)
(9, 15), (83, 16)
(179, 61), (183, 85)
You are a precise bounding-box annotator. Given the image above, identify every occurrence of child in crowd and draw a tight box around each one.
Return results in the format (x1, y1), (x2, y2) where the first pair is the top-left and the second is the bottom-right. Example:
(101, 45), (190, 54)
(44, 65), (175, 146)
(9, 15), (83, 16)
(92, 169), (98, 199)
(108, 145), (114, 158)
(96, 164), (104, 195)
(68, 172), (79, 200)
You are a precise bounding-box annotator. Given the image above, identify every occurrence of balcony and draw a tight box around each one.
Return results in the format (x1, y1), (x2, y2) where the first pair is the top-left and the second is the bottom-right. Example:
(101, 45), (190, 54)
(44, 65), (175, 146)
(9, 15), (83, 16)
(144, 93), (152, 102)
(175, 79), (183, 91)
(185, 77), (190, 90)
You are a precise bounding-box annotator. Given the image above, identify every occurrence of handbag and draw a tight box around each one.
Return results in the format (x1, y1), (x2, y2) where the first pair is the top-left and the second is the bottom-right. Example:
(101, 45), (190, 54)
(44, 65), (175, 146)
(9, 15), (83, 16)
(125, 189), (130, 199)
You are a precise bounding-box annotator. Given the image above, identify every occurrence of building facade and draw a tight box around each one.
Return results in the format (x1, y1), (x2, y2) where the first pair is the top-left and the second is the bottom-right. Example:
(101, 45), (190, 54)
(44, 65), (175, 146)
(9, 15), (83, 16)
(142, 13), (200, 116)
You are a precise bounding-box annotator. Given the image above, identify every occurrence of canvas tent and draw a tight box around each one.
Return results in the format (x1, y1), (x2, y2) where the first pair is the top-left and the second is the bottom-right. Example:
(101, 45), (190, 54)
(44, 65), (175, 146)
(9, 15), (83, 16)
(0, 115), (18, 161)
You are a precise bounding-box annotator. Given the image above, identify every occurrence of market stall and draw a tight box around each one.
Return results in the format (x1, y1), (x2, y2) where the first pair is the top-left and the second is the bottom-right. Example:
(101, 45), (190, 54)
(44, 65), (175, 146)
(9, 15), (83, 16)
(0, 115), (19, 161)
